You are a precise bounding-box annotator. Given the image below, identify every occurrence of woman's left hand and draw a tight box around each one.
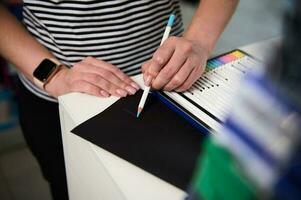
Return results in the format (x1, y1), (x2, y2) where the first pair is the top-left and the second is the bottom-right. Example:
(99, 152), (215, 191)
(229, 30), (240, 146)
(142, 36), (209, 92)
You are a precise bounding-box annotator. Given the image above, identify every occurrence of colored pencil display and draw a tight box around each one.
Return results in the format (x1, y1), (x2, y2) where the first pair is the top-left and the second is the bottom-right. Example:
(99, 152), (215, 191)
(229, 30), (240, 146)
(160, 50), (263, 132)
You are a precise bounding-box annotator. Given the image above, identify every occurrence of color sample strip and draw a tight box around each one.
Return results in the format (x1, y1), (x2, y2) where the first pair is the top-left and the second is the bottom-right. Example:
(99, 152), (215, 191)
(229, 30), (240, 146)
(219, 54), (237, 63)
(206, 50), (246, 70)
(232, 50), (245, 58)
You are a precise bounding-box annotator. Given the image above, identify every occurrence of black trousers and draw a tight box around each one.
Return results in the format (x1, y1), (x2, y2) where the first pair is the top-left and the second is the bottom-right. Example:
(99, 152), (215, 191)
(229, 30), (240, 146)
(17, 80), (68, 200)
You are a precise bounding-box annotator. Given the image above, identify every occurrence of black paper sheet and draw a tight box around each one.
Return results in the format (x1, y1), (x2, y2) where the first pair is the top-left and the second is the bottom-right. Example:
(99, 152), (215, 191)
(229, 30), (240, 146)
(71, 90), (205, 189)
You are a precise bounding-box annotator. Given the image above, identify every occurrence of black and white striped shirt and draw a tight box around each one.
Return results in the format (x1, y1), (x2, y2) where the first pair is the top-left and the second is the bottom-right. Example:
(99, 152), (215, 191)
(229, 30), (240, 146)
(20, 0), (184, 102)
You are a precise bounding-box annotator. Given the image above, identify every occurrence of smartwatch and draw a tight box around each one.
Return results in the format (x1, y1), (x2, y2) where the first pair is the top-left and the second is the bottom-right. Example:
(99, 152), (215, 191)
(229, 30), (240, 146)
(33, 59), (62, 89)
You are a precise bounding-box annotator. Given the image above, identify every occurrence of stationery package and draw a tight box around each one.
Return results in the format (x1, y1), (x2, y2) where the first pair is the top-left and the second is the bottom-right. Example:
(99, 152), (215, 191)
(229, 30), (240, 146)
(188, 71), (301, 200)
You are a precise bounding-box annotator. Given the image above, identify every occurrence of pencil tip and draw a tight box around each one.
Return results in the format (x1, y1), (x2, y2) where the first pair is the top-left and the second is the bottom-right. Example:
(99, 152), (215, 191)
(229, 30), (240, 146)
(137, 107), (143, 118)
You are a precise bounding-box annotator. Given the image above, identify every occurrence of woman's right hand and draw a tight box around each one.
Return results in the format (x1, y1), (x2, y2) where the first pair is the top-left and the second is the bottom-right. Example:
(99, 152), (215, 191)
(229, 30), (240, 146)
(45, 57), (140, 98)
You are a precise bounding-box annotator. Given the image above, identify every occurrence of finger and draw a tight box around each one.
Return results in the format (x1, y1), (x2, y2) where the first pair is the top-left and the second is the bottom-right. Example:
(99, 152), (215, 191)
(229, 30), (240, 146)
(97, 69), (138, 95)
(82, 72), (128, 97)
(151, 48), (187, 90)
(142, 59), (151, 74)
(83, 57), (139, 89)
(176, 65), (204, 92)
(147, 38), (176, 78)
(99, 90), (111, 98)
(142, 59), (152, 83)
(163, 59), (195, 91)
(70, 80), (103, 97)
(97, 68), (135, 94)
(80, 62), (137, 95)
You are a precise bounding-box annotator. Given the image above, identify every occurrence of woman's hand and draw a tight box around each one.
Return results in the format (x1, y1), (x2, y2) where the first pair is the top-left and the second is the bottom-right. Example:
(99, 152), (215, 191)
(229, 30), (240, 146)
(45, 57), (140, 98)
(142, 36), (209, 92)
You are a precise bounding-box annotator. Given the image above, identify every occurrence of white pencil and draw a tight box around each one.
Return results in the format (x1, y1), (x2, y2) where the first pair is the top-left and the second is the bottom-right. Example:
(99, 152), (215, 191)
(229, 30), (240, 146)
(137, 13), (176, 118)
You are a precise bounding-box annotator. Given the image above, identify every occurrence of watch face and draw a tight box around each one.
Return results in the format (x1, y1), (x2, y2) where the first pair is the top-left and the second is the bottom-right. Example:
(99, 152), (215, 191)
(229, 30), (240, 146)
(33, 59), (57, 82)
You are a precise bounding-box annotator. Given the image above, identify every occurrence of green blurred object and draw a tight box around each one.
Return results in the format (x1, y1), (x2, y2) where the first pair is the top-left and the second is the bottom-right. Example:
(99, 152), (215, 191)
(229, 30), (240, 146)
(191, 138), (256, 200)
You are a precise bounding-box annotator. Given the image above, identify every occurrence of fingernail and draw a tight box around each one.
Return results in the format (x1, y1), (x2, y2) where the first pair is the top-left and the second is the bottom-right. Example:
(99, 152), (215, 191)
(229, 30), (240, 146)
(131, 82), (140, 90)
(125, 86), (137, 95)
(100, 90), (110, 97)
(116, 89), (127, 97)
(145, 75), (152, 86)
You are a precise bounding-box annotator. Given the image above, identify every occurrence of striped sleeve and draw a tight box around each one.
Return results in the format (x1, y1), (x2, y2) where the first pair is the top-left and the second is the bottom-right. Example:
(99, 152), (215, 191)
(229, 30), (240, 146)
(21, 0), (184, 101)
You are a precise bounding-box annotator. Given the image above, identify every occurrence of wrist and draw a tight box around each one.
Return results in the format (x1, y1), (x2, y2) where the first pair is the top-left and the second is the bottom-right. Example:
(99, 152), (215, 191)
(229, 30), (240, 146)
(184, 26), (218, 57)
(44, 65), (69, 97)
(183, 34), (212, 58)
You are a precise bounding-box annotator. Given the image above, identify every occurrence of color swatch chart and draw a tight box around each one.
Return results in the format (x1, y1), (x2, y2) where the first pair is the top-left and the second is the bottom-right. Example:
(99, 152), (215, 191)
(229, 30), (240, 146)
(164, 50), (263, 131)
(206, 50), (246, 71)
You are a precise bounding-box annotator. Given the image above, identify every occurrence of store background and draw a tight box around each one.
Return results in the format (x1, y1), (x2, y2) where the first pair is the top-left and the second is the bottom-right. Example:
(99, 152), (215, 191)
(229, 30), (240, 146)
(0, 0), (282, 199)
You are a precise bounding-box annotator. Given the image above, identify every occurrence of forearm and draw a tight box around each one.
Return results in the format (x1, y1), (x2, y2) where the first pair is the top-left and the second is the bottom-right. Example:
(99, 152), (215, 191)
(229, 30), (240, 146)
(184, 0), (239, 55)
(0, 5), (57, 81)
